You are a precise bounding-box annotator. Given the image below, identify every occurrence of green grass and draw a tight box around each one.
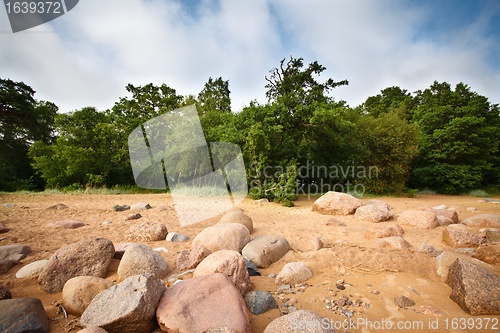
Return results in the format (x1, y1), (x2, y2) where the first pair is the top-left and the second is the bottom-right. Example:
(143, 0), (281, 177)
(417, 188), (437, 195)
(464, 189), (490, 197)
(171, 185), (230, 197)
(0, 185), (167, 196)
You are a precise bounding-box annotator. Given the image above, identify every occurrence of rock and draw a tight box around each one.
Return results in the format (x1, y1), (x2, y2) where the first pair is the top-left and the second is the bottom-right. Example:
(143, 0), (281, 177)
(416, 243), (443, 257)
(244, 290), (278, 315)
(0, 223), (9, 233)
(103, 221), (112, 225)
(255, 198), (269, 203)
(355, 205), (393, 222)
(365, 236), (411, 250)
(466, 207), (477, 211)
(218, 211), (254, 234)
(45, 220), (85, 229)
(166, 232), (190, 242)
(113, 242), (136, 259)
(156, 273), (251, 333)
(398, 211), (439, 229)
(192, 223), (251, 253)
(244, 257), (261, 276)
(0, 244), (32, 261)
(275, 262), (312, 285)
(124, 213), (142, 221)
(3, 203), (14, 207)
(112, 205), (130, 212)
(63, 276), (114, 315)
(130, 202), (151, 211)
(0, 299), (50, 332)
(176, 245), (212, 271)
(125, 221), (168, 242)
(325, 218), (346, 226)
(419, 305), (447, 317)
(0, 259), (21, 274)
(486, 230), (500, 242)
(461, 214), (500, 228)
(264, 310), (335, 333)
(242, 235), (291, 268)
(81, 273), (166, 333)
(433, 205), (448, 210)
(292, 236), (323, 252)
(364, 199), (393, 210)
(0, 285), (12, 299)
(421, 207), (459, 224)
(155, 205), (174, 211)
(445, 258), (500, 315)
(45, 203), (68, 210)
(436, 251), (494, 277)
(455, 248), (476, 255)
(312, 191), (365, 215)
(16, 260), (49, 278)
(38, 238), (115, 294)
(394, 295), (415, 308)
(472, 242), (500, 264)
(363, 224), (404, 240)
(193, 250), (254, 296)
(118, 243), (170, 280)
(436, 215), (454, 226)
(442, 227), (486, 248)
(78, 328), (108, 333)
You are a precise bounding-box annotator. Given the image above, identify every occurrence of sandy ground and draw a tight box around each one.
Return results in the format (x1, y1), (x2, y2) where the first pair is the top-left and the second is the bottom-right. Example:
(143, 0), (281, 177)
(1, 192), (500, 333)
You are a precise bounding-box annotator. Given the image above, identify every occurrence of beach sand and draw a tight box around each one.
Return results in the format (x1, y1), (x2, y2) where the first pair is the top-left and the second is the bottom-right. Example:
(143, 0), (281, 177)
(1, 193), (499, 332)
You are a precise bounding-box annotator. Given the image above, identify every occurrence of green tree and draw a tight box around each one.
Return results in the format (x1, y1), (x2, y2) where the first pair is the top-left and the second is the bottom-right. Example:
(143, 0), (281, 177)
(0, 79), (57, 190)
(197, 77), (231, 115)
(361, 86), (416, 119)
(410, 81), (500, 194)
(29, 107), (114, 188)
(356, 109), (421, 194)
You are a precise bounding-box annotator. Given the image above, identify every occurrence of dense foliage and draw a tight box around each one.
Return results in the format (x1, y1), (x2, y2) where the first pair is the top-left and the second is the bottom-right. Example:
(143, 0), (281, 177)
(1, 57), (499, 200)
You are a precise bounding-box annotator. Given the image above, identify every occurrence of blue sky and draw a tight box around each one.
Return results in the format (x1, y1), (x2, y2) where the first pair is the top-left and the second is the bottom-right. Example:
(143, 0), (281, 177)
(1, 0), (499, 113)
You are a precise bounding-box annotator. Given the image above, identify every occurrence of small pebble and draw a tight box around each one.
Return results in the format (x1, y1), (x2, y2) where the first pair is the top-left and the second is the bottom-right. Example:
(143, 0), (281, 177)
(103, 221), (112, 225)
(373, 290), (380, 295)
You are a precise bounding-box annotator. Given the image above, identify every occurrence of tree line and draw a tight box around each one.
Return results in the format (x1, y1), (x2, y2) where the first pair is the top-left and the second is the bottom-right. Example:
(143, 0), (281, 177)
(1, 56), (499, 197)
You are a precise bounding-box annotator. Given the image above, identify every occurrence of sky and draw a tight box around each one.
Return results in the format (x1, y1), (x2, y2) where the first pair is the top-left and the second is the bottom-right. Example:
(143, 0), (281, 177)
(1, 0), (499, 113)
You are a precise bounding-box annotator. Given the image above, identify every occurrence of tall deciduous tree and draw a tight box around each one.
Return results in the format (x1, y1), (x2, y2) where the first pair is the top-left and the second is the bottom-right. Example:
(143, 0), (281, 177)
(29, 107), (114, 188)
(411, 81), (500, 194)
(0, 79), (57, 190)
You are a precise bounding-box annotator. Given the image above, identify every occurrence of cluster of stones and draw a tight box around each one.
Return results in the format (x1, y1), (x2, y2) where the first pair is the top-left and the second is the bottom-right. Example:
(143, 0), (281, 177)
(1, 194), (500, 332)
(1, 205), (328, 333)
(311, 191), (500, 316)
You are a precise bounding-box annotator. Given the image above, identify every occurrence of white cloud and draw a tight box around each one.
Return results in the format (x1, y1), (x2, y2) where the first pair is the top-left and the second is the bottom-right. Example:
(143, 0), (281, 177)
(0, 0), (498, 115)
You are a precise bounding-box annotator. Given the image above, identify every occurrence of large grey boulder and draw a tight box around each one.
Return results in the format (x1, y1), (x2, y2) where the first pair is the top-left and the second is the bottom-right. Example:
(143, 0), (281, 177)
(0, 244), (31, 261)
(192, 223), (251, 253)
(38, 238), (114, 294)
(0, 298), (50, 333)
(81, 274), (166, 333)
(117, 244), (170, 281)
(242, 235), (291, 268)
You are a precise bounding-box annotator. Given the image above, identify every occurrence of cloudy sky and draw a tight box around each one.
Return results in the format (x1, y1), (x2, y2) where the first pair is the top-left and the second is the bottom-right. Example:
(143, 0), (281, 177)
(1, 0), (499, 113)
